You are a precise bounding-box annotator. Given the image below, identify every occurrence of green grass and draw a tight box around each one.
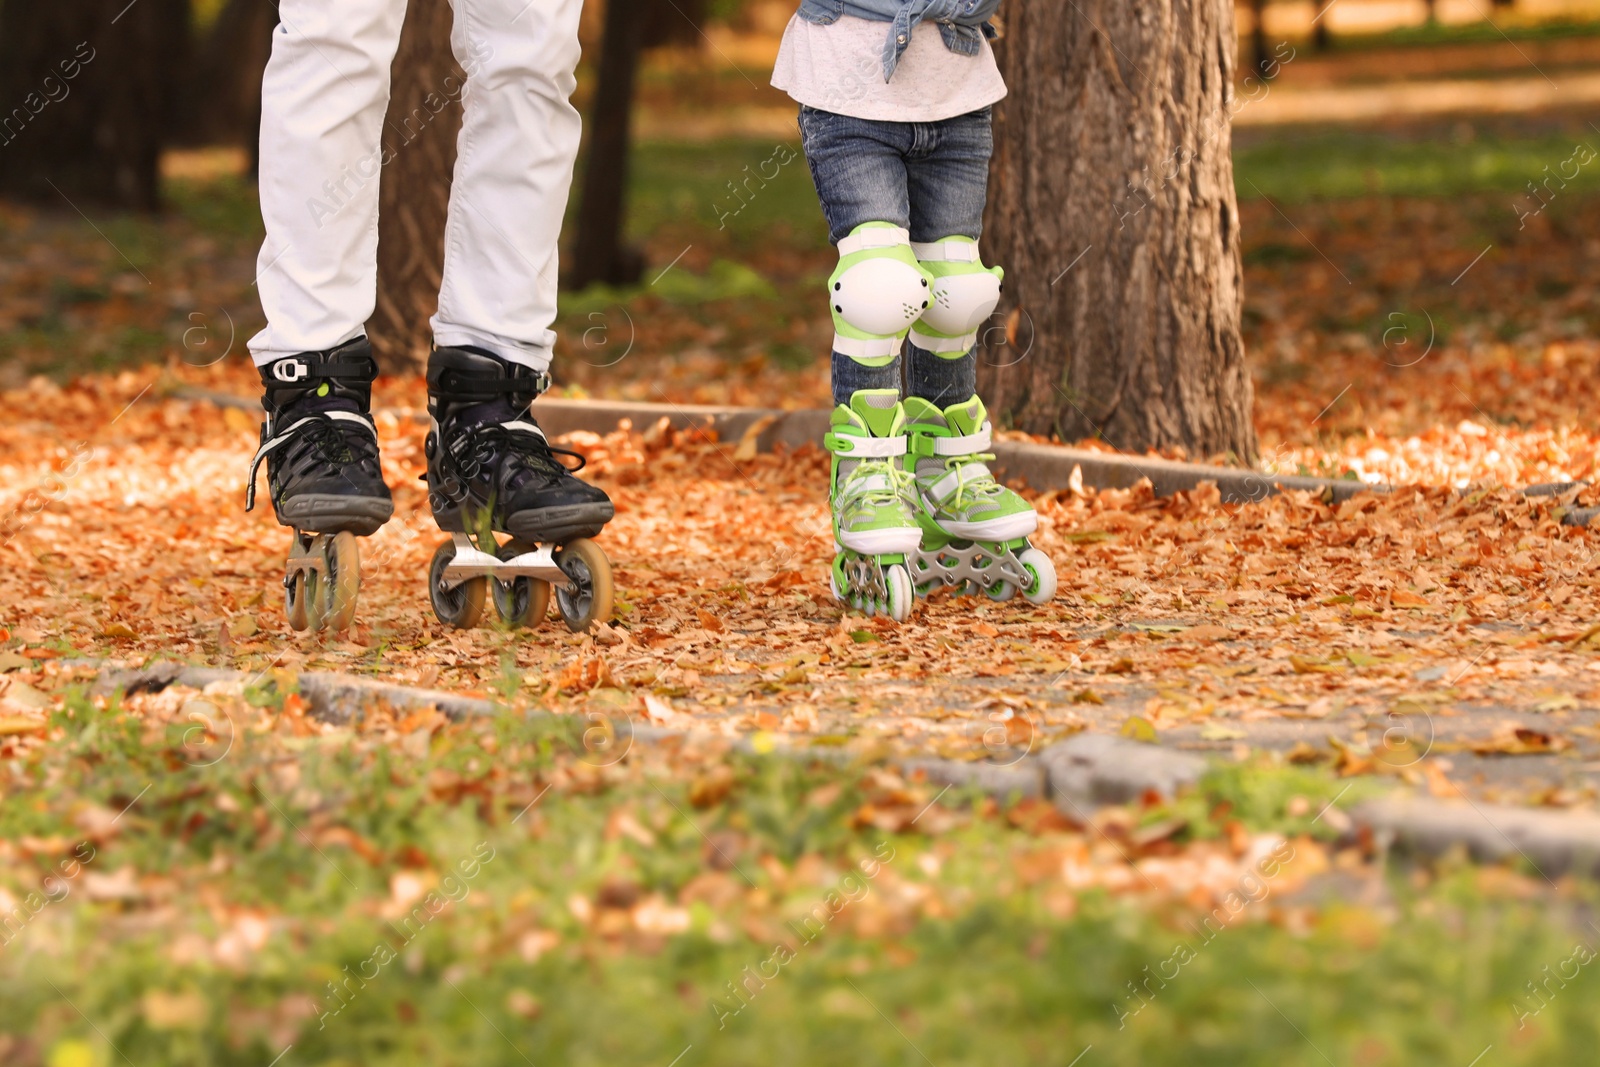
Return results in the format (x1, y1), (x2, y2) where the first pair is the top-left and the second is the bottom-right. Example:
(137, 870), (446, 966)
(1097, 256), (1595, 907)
(1328, 15), (1600, 52)
(622, 138), (821, 253)
(3, 683), (1600, 1065)
(1234, 127), (1600, 202)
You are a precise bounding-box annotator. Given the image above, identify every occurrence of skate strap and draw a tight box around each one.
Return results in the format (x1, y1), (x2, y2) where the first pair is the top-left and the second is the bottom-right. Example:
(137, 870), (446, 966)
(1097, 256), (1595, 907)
(913, 422), (992, 457)
(838, 225), (911, 255)
(825, 432), (907, 458)
(929, 461), (994, 502)
(910, 240), (980, 263)
(832, 333), (905, 361)
(243, 412), (377, 512)
(264, 355), (374, 383)
(908, 327), (979, 354)
(844, 471), (897, 497)
(436, 369), (552, 398)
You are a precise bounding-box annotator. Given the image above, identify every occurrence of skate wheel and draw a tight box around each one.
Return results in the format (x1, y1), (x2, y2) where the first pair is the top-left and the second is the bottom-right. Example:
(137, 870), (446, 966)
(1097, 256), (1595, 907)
(553, 538), (613, 633)
(322, 532), (360, 632)
(285, 571), (310, 632)
(884, 564), (914, 623)
(829, 566), (844, 604)
(1018, 548), (1058, 605)
(986, 579), (1018, 602)
(429, 539), (485, 629)
(493, 539), (551, 628)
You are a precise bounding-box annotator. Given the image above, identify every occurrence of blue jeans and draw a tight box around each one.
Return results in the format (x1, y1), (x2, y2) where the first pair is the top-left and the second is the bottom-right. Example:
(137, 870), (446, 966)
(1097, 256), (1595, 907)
(798, 105), (992, 407)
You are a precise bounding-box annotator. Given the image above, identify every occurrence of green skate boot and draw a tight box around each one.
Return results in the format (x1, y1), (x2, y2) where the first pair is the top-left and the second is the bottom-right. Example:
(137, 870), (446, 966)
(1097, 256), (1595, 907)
(903, 394), (1057, 604)
(824, 389), (921, 622)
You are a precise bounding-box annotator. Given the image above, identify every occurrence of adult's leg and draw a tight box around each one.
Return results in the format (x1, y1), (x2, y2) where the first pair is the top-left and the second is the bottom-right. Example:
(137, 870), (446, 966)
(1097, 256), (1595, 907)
(250, 0), (407, 366)
(431, 0), (585, 372)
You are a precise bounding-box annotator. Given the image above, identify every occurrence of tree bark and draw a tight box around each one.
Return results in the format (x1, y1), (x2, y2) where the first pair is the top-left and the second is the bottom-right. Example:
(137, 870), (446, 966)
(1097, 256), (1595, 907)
(370, 0), (466, 375)
(0, 0), (189, 211)
(979, 0), (1257, 464)
(570, 0), (648, 288)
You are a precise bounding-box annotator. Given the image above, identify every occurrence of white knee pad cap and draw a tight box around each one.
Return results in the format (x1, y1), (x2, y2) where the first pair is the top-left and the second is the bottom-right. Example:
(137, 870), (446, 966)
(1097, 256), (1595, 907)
(833, 258), (931, 337)
(830, 225), (933, 361)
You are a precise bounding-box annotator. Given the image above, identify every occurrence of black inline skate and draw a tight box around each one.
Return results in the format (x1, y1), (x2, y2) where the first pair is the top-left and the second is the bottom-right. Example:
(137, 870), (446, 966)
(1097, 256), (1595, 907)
(246, 337), (394, 633)
(423, 346), (616, 633)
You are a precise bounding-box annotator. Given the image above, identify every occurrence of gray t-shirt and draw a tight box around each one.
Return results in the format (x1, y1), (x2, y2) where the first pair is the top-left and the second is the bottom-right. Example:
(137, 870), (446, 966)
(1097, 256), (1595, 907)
(771, 13), (1007, 123)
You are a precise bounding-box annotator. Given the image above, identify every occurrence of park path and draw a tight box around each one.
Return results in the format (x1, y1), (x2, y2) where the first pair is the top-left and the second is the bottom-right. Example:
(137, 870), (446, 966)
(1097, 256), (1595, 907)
(5, 371), (1600, 809)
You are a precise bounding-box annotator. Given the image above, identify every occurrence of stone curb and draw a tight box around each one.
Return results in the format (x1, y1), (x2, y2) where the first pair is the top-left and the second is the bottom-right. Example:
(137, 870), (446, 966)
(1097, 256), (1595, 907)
(171, 388), (1381, 507)
(91, 663), (1155, 814)
(172, 388), (1600, 522)
(1352, 796), (1600, 880)
(1041, 733), (1207, 816)
(88, 662), (1600, 874)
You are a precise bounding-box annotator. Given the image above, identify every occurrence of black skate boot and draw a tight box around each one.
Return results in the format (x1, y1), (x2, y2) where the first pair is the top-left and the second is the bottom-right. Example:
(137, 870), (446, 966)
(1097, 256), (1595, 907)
(246, 337), (394, 632)
(422, 346), (615, 633)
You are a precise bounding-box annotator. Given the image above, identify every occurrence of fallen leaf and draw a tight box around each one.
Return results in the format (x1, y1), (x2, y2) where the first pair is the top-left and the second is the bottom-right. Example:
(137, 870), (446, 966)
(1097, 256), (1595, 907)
(1468, 726), (1573, 756)
(732, 415), (777, 462)
(0, 715), (47, 736)
(1120, 716), (1158, 743)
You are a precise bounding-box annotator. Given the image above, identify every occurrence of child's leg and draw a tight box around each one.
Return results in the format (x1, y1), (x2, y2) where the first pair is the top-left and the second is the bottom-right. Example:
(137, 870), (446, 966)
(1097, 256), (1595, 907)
(796, 107), (926, 621)
(903, 106), (999, 407)
(898, 107), (1057, 605)
(431, 0), (585, 373)
(796, 107), (928, 406)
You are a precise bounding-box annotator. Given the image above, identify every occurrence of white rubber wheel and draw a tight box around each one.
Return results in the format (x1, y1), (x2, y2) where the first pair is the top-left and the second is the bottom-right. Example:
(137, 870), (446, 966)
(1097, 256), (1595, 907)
(829, 567), (844, 604)
(986, 578), (1019, 602)
(884, 564), (914, 623)
(1018, 548), (1058, 605)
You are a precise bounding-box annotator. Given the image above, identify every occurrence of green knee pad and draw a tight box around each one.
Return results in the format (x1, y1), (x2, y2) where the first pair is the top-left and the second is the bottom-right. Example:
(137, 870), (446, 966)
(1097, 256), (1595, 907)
(909, 236), (1004, 356)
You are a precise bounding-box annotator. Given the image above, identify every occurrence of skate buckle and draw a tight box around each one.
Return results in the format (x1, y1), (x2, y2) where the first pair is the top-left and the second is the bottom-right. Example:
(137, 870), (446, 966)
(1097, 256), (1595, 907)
(272, 358), (310, 382)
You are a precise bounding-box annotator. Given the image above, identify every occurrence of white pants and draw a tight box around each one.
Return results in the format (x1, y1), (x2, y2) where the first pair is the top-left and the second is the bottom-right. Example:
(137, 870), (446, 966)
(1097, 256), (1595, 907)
(249, 0), (583, 371)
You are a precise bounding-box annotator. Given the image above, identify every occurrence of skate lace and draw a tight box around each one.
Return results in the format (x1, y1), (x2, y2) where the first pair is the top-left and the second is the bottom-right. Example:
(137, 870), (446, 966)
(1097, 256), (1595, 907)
(839, 458), (916, 518)
(459, 422), (587, 486)
(245, 411), (380, 511)
(937, 452), (1004, 511)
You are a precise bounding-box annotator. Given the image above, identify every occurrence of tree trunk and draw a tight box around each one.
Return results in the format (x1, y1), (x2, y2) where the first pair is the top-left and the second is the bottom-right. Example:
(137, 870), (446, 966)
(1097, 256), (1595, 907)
(570, 0), (648, 288)
(1248, 0), (1273, 80)
(371, 0), (466, 375)
(0, 0), (189, 211)
(978, 0), (1257, 464)
(1312, 1), (1333, 52)
(178, 0), (277, 154)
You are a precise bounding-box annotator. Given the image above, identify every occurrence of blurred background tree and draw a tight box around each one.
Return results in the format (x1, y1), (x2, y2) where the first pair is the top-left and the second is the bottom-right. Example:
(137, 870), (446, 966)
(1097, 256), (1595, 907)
(0, 0), (191, 209)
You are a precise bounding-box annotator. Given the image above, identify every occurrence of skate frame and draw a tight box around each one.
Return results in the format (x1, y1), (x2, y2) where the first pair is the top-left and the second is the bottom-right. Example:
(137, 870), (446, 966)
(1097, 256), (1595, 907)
(284, 530), (328, 584)
(437, 531), (576, 593)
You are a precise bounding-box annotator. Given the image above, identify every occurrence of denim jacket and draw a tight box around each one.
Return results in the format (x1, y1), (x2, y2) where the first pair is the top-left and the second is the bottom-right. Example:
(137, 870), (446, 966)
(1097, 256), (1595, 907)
(796, 0), (1001, 82)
